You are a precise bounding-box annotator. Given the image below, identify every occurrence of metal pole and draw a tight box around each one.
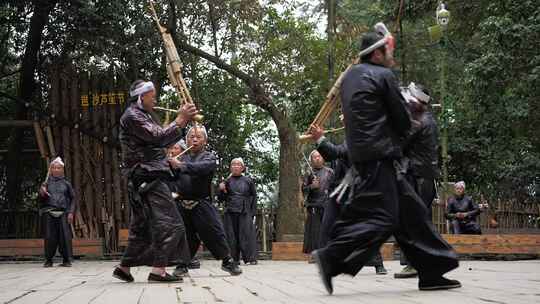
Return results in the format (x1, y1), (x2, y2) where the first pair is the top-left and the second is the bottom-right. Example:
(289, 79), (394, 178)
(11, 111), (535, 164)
(440, 34), (450, 234)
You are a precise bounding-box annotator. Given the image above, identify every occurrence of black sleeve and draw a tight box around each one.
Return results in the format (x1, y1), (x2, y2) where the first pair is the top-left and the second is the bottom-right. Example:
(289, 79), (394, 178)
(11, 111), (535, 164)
(317, 139), (348, 162)
(179, 152), (217, 176)
(217, 179), (229, 202)
(66, 181), (77, 214)
(302, 173), (313, 195)
(445, 199), (456, 220)
(125, 111), (185, 148)
(465, 197), (481, 219)
(249, 177), (257, 215)
(382, 71), (411, 137)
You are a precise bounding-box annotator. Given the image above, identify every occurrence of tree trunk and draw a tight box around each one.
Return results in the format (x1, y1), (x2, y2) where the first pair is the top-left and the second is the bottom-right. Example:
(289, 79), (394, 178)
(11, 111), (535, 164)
(273, 109), (304, 240)
(5, 0), (57, 215)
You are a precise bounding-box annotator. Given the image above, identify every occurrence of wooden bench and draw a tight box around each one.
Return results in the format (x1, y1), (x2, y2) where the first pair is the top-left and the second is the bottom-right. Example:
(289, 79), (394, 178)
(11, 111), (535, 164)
(0, 239), (103, 257)
(272, 242), (396, 261)
(271, 234), (540, 260)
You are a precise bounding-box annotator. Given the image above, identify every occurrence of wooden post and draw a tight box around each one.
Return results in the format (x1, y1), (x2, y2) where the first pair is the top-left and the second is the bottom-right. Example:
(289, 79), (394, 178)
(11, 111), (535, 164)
(60, 69), (73, 184)
(81, 72), (96, 238)
(262, 209), (267, 252)
(92, 73), (104, 239)
(50, 65), (62, 156)
(111, 76), (124, 236)
(33, 121), (49, 161)
(102, 71), (114, 252)
(70, 68), (84, 239)
(45, 125), (56, 157)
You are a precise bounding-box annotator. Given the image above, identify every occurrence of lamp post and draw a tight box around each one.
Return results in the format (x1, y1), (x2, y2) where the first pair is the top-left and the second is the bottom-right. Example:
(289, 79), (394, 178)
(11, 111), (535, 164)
(437, 3), (451, 231)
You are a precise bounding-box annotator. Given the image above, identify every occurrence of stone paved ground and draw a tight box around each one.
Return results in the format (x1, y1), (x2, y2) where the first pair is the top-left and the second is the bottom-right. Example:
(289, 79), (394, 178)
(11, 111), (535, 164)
(0, 260), (539, 303)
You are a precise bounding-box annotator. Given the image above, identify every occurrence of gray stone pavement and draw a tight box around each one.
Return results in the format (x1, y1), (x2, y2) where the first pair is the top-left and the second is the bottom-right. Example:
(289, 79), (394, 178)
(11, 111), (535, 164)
(0, 260), (539, 303)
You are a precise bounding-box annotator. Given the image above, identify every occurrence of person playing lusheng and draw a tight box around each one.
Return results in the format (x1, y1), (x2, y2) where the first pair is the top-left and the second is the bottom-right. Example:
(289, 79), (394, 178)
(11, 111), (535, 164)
(218, 158), (258, 265)
(445, 181), (482, 234)
(309, 121), (388, 275)
(302, 150), (334, 255)
(113, 80), (197, 283)
(38, 157), (77, 268)
(395, 83), (441, 279)
(167, 139), (202, 271)
(312, 24), (460, 294)
(169, 126), (242, 277)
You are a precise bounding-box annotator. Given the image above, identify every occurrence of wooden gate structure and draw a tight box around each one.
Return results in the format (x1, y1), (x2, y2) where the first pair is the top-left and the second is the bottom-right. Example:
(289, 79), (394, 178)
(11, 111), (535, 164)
(42, 63), (130, 253)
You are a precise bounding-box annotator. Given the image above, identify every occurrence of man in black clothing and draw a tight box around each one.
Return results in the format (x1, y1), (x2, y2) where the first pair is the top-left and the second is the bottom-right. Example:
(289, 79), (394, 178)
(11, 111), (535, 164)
(309, 122), (388, 275)
(395, 83), (441, 278)
(169, 126), (242, 276)
(167, 139), (202, 271)
(312, 24), (460, 294)
(218, 158), (258, 265)
(38, 157), (77, 268)
(446, 181), (482, 234)
(302, 150), (334, 254)
(113, 80), (197, 283)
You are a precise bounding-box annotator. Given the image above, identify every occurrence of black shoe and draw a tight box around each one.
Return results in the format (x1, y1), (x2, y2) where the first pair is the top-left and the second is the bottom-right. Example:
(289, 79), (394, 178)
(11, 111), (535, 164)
(59, 262), (72, 267)
(43, 261), (53, 268)
(248, 260), (258, 265)
(221, 260), (242, 276)
(419, 276), (461, 290)
(148, 272), (183, 283)
(113, 267), (134, 283)
(375, 266), (388, 275)
(312, 250), (333, 295)
(173, 266), (189, 277)
(188, 258), (201, 269)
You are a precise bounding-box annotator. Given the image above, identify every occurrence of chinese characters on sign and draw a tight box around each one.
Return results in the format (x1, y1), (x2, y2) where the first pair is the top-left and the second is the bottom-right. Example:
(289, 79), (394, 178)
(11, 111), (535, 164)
(80, 92), (126, 107)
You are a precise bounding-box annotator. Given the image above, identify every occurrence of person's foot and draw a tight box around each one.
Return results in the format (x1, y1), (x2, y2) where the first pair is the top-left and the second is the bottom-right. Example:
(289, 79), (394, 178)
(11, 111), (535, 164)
(375, 265), (388, 275)
(312, 250), (333, 295)
(307, 255), (315, 264)
(394, 265), (418, 279)
(59, 261), (72, 267)
(221, 259), (242, 276)
(173, 266), (189, 277)
(112, 267), (134, 282)
(148, 272), (183, 283)
(419, 276), (461, 290)
(43, 260), (53, 268)
(188, 257), (201, 269)
(247, 260), (258, 265)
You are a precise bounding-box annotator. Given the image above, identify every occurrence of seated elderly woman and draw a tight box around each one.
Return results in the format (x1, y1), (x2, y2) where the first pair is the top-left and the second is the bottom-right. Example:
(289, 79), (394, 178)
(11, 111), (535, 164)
(445, 181), (482, 234)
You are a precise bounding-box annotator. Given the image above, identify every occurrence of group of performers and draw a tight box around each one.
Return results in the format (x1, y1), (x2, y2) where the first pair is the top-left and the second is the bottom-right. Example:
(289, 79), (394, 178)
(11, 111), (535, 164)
(37, 21), (463, 293)
(109, 79), (260, 282)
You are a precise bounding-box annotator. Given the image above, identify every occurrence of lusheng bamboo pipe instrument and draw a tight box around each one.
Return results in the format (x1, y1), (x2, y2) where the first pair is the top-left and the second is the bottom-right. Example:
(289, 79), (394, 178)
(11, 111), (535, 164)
(324, 126), (345, 135)
(154, 106), (180, 114)
(172, 145), (193, 161)
(148, 0), (203, 122)
(298, 59), (358, 144)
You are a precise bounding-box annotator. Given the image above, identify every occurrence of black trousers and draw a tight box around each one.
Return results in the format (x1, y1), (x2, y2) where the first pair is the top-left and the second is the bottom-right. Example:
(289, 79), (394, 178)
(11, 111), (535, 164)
(400, 176), (436, 265)
(303, 207), (324, 253)
(318, 160), (458, 279)
(121, 179), (189, 267)
(321, 198), (384, 267)
(451, 220), (482, 234)
(43, 213), (72, 262)
(224, 212), (257, 263)
(178, 200), (230, 261)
